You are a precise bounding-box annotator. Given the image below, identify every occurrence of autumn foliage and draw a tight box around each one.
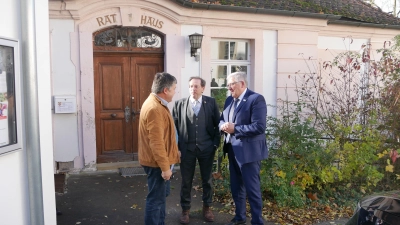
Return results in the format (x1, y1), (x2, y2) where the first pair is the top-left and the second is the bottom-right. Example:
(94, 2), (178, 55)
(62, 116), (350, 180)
(212, 36), (400, 224)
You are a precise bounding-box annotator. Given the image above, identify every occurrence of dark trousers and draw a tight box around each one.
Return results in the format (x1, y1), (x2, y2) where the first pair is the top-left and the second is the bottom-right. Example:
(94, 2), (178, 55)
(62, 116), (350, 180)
(227, 144), (264, 225)
(180, 146), (216, 210)
(143, 166), (170, 225)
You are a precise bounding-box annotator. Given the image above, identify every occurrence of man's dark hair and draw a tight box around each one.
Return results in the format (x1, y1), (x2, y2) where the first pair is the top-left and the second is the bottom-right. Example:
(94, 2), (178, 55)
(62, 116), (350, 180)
(188, 76), (206, 87)
(151, 72), (177, 94)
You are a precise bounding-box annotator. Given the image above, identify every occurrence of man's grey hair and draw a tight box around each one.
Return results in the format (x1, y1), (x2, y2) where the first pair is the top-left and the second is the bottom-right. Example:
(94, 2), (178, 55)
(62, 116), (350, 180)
(228, 72), (248, 86)
(151, 72), (177, 94)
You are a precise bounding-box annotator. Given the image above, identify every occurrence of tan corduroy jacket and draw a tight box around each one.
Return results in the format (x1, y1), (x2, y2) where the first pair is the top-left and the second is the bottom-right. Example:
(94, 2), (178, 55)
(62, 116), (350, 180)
(138, 94), (180, 171)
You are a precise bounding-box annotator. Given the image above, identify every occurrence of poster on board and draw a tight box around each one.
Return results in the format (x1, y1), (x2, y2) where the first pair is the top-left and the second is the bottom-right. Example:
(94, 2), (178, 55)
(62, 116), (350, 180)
(0, 69), (8, 147)
(0, 43), (16, 149)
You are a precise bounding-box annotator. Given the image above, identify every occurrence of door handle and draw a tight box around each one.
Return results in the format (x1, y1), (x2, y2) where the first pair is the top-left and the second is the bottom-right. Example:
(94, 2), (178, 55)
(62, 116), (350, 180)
(125, 106), (130, 123)
(110, 113), (117, 118)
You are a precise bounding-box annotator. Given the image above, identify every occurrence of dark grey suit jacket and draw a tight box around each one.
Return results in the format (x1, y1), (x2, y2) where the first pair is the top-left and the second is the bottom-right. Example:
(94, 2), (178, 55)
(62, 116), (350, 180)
(172, 95), (221, 158)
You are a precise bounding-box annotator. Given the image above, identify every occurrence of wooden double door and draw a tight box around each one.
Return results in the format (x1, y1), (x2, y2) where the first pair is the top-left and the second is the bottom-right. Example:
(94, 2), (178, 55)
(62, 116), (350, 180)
(94, 53), (164, 163)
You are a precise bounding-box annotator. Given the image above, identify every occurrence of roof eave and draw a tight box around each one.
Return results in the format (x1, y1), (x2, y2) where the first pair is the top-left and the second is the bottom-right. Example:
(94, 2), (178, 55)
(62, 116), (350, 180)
(328, 20), (400, 30)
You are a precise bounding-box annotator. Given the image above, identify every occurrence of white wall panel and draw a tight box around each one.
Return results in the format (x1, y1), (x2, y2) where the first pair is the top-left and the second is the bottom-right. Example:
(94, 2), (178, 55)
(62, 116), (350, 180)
(0, 151), (30, 225)
(0, 1), (30, 225)
(180, 25), (202, 99)
(37, 0), (57, 223)
(49, 19), (79, 162)
(263, 30), (277, 117)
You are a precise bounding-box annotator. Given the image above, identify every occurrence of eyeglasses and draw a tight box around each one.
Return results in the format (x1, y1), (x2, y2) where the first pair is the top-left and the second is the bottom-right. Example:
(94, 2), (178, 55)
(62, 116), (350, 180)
(227, 81), (239, 87)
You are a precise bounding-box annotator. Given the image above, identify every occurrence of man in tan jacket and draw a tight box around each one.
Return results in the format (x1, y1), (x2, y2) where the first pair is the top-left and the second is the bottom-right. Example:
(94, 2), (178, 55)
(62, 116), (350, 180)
(138, 72), (180, 225)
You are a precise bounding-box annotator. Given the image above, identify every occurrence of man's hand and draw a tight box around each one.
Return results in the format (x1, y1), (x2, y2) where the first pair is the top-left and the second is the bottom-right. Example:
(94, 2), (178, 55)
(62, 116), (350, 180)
(162, 169), (172, 180)
(220, 122), (235, 134)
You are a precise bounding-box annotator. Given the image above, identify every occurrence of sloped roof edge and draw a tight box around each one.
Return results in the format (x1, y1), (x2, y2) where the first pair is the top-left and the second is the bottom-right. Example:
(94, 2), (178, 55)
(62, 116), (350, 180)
(173, 0), (400, 30)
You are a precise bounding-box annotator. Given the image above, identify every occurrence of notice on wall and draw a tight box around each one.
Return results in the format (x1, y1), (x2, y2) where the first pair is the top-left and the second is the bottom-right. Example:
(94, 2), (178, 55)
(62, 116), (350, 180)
(54, 96), (77, 114)
(56, 101), (74, 113)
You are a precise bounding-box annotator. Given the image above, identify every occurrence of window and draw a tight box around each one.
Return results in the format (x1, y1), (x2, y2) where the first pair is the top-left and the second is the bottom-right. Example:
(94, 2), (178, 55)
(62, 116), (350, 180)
(210, 39), (250, 101)
(0, 38), (21, 155)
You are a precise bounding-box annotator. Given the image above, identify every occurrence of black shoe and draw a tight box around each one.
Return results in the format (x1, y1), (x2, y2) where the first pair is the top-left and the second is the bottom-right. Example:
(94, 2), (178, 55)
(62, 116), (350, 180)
(226, 218), (246, 225)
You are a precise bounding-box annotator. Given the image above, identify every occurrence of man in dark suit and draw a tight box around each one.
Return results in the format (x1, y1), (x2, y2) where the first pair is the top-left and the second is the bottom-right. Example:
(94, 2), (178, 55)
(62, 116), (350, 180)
(172, 77), (221, 224)
(219, 72), (268, 225)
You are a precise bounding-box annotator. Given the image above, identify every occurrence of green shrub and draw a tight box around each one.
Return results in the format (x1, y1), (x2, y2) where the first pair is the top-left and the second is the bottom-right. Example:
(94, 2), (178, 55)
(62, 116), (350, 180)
(262, 102), (334, 207)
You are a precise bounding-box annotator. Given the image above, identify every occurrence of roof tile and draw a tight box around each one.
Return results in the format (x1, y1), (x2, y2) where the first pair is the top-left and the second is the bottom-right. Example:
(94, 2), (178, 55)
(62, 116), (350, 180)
(181, 0), (400, 25)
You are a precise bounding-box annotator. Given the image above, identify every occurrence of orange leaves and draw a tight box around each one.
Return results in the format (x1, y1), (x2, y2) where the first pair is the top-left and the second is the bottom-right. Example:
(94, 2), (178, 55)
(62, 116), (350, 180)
(324, 205), (331, 213)
(212, 172), (223, 180)
(307, 192), (319, 201)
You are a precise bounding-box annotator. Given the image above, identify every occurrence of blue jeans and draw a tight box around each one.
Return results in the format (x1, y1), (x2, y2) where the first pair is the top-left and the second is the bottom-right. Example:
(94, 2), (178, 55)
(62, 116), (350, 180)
(143, 166), (170, 225)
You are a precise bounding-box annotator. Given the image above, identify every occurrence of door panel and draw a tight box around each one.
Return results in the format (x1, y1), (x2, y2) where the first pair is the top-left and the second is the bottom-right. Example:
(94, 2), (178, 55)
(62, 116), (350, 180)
(101, 66), (123, 110)
(131, 57), (164, 160)
(94, 56), (132, 163)
(94, 54), (164, 163)
(102, 120), (124, 150)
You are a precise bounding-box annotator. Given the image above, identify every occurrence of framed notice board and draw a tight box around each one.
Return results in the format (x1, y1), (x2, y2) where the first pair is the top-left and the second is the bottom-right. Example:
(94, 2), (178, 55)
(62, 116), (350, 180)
(0, 37), (22, 155)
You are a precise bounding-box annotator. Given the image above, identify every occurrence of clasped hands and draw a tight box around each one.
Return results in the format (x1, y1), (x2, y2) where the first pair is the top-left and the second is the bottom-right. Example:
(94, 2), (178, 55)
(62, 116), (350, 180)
(220, 122), (235, 134)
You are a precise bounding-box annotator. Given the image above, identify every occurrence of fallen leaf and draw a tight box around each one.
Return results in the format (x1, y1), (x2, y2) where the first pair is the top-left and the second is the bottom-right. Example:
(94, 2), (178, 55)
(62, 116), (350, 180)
(307, 192), (318, 201)
(386, 164), (394, 172)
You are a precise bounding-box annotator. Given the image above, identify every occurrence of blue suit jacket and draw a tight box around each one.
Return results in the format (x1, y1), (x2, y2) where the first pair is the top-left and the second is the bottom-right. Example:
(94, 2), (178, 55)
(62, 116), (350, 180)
(219, 89), (268, 164)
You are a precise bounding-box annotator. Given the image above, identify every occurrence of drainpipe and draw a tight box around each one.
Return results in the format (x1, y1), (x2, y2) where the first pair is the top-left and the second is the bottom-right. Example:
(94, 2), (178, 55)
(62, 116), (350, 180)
(20, 0), (45, 224)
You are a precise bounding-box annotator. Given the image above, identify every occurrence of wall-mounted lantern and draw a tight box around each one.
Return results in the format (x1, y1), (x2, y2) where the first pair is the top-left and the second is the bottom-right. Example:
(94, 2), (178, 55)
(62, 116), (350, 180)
(188, 33), (204, 61)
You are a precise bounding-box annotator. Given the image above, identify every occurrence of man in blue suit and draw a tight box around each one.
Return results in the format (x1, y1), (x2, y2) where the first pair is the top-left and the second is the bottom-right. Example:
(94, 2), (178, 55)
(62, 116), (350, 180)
(219, 72), (268, 225)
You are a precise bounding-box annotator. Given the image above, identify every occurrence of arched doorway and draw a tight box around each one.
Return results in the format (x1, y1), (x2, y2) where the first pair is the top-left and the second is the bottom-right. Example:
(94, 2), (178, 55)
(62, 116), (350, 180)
(93, 26), (164, 163)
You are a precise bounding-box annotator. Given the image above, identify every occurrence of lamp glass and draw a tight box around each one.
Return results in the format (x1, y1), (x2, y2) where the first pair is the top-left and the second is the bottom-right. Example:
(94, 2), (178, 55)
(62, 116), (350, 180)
(189, 33), (204, 49)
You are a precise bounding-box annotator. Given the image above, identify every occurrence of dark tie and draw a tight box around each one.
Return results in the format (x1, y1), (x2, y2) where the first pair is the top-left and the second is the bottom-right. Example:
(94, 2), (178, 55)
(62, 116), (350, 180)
(228, 98), (239, 122)
(226, 98), (239, 143)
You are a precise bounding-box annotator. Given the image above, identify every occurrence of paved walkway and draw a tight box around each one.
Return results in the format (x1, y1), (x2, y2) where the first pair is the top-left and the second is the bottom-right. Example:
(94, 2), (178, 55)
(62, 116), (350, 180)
(56, 170), (349, 225)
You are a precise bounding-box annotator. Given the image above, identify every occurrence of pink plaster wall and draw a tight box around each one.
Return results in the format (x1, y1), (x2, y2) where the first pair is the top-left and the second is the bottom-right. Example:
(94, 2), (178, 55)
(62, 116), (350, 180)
(49, 0), (400, 169)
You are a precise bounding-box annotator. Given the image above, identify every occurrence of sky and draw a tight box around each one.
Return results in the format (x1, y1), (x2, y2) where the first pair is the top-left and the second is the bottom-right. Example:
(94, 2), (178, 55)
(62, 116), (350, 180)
(372, 0), (399, 16)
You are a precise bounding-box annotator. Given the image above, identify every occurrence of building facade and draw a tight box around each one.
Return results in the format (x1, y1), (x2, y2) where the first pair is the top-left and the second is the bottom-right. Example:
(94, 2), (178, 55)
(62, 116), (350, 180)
(47, 0), (400, 171)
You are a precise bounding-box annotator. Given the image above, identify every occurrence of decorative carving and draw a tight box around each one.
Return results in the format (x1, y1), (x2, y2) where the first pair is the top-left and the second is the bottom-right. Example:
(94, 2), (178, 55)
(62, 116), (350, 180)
(93, 26), (163, 51)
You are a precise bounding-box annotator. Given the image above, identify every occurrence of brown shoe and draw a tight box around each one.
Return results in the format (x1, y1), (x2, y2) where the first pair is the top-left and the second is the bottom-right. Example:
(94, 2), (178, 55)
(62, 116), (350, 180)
(180, 210), (190, 224)
(203, 206), (214, 222)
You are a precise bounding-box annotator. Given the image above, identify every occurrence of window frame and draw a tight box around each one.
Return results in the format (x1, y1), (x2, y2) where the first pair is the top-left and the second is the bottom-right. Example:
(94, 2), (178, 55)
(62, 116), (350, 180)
(210, 39), (251, 96)
(0, 37), (22, 155)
